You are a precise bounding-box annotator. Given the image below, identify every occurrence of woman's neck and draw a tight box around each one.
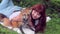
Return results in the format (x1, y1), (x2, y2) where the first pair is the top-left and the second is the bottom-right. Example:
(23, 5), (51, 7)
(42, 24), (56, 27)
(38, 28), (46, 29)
(35, 19), (39, 25)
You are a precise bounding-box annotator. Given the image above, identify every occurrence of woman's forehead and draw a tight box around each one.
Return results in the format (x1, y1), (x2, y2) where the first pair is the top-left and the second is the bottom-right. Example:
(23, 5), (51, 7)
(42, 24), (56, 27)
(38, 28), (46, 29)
(32, 10), (41, 13)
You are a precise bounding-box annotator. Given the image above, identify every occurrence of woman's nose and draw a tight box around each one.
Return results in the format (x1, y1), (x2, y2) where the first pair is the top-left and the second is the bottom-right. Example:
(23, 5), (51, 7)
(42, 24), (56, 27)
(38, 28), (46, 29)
(34, 13), (37, 16)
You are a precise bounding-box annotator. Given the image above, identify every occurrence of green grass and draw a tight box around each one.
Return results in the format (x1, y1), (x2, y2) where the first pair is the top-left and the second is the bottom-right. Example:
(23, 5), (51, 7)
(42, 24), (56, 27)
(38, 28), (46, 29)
(45, 14), (60, 34)
(0, 25), (18, 34)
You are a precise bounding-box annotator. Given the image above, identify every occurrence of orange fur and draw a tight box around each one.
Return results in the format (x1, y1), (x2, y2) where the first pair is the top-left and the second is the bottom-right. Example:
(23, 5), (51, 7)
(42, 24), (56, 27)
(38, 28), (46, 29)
(3, 18), (11, 26)
(3, 8), (31, 28)
(11, 8), (31, 28)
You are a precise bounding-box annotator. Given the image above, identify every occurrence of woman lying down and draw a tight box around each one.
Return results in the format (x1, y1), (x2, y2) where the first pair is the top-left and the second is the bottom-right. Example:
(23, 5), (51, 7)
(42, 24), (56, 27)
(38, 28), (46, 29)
(0, 8), (35, 34)
(0, 4), (51, 34)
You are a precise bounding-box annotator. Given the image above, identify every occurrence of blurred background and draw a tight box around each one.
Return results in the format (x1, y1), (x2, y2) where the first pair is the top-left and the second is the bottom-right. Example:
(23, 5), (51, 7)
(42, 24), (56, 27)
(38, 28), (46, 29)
(0, 0), (60, 34)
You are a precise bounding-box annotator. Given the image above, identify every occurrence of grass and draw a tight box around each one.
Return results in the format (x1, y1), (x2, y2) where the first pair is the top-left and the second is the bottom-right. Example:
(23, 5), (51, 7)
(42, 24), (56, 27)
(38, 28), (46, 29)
(0, 24), (18, 34)
(45, 13), (60, 34)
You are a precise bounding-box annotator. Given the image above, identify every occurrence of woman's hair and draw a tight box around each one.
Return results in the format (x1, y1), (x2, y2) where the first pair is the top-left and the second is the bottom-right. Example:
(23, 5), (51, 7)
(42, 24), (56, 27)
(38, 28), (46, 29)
(31, 4), (46, 33)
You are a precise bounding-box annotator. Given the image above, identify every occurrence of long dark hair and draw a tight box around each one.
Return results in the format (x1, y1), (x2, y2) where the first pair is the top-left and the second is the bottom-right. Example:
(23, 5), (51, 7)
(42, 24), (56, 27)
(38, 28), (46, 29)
(31, 4), (46, 33)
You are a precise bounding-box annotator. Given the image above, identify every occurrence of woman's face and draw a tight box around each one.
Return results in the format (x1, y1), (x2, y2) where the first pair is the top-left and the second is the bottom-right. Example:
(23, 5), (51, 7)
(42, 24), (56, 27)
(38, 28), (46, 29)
(32, 10), (41, 19)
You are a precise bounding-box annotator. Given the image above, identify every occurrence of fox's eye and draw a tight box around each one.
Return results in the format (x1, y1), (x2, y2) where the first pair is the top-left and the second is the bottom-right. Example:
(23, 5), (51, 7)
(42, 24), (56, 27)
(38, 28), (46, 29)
(27, 14), (29, 16)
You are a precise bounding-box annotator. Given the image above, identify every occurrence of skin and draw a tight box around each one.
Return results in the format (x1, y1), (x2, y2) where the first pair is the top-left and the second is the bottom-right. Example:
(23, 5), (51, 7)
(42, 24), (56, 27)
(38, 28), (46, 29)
(28, 10), (41, 29)
(32, 10), (41, 19)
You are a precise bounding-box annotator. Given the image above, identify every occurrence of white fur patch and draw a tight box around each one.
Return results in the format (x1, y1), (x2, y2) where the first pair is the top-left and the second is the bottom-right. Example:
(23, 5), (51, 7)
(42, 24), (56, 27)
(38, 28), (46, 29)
(22, 28), (35, 34)
(13, 28), (22, 34)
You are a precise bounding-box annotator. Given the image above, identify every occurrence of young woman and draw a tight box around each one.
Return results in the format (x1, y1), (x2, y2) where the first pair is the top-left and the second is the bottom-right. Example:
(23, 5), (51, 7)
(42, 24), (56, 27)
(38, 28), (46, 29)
(29, 4), (46, 33)
(3, 4), (46, 34)
(0, 3), (46, 34)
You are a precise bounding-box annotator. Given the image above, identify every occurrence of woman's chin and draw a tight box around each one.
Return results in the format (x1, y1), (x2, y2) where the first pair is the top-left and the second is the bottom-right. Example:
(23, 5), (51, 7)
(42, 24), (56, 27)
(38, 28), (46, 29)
(32, 16), (40, 19)
(33, 17), (38, 19)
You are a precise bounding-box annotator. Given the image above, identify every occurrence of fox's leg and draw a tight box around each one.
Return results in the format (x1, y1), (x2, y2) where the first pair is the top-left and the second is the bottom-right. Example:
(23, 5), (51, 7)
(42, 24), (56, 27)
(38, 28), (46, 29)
(11, 21), (18, 28)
